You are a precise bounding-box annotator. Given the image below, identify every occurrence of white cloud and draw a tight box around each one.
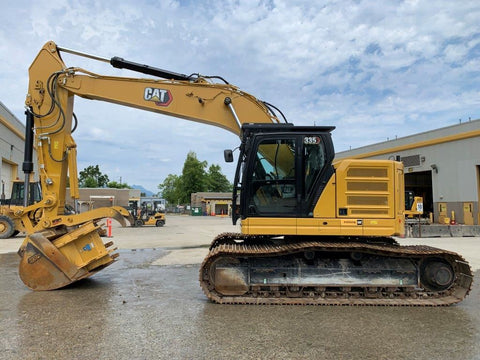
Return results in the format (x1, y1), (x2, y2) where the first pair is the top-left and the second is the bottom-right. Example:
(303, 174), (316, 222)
(1, 0), (479, 191)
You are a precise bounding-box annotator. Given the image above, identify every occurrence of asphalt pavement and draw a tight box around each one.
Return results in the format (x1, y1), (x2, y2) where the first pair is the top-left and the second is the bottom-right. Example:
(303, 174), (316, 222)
(1, 215), (479, 360)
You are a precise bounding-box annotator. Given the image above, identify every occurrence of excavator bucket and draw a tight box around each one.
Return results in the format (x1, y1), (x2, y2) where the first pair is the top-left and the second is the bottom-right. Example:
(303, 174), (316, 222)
(110, 205), (134, 226)
(18, 221), (117, 290)
(95, 206), (134, 236)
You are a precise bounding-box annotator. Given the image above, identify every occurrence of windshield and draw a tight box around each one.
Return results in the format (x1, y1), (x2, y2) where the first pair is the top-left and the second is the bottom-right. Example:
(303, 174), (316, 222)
(253, 139), (296, 181)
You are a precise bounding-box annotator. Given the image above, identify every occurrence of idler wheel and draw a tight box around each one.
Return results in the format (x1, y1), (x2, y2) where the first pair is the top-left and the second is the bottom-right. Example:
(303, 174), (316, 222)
(420, 258), (455, 291)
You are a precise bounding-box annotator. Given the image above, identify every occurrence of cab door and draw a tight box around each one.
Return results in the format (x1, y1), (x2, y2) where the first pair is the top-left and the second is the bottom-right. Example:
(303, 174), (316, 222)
(245, 136), (299, 217)
(239, 130), (335, 221)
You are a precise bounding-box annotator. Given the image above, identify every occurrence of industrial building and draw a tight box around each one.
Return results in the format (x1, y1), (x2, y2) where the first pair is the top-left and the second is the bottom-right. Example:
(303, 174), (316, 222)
(65, 188), (140, 211)
(191, 192), (232, 216)
(336, 119), (480, 225)
(3, 99), (479, 225)
(0, 101), (38, 199)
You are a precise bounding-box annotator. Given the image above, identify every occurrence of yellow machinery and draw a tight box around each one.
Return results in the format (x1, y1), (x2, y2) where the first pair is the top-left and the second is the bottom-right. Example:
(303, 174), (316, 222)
(404, 190), (424, 218)
(0, 180), (41, 238)
(0, 179), (97, 237)
(16, 41), (472, 305)
(128, 197), (166, 227)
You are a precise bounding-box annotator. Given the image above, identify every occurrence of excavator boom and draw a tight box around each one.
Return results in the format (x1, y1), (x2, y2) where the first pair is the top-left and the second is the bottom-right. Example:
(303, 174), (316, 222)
(18, 41), (279, 290)
(17, 41), (472, 305)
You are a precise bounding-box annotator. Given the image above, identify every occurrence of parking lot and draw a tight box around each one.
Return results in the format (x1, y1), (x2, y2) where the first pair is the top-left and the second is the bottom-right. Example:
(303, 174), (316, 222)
(1, 215), (479, 359)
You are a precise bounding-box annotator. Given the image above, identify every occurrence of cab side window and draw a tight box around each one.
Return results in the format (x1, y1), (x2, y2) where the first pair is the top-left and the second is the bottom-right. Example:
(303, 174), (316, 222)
(303, 136), (326, 198)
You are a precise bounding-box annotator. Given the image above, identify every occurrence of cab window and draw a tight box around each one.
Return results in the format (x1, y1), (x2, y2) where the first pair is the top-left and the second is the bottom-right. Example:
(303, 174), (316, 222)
(249, 138), (297, 215)
(303, 136), (326, 197)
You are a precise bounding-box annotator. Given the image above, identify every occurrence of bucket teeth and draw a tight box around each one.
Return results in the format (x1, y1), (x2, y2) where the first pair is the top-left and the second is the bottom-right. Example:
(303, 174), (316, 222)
(19, 233), (86, 290)
(18, 222), (116, 291)
(17, 205), (133, 291)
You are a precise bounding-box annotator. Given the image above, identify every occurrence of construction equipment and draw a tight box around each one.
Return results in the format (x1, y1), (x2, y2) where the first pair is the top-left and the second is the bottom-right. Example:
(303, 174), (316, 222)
(17, 41), (472, 305)
(0, 180), (41, 238)
(128, 197), (166, 227)
(0, 180), (96, 237)
(405, 190), (424, 218)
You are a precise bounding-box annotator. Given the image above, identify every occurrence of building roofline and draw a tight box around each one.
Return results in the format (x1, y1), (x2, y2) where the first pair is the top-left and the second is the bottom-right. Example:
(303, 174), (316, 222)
(0, 100), (25, 140)
(336, 118), (480, 159)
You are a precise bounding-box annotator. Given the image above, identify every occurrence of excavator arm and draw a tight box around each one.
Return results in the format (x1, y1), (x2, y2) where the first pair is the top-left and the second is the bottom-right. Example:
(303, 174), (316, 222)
(18, 41), (472, 306)
(24, 41), (283, 225)
(18, 41), (280, 290)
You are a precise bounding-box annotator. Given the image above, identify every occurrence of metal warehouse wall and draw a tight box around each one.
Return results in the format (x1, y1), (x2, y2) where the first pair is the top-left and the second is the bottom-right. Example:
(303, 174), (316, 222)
(336, 119), (480, 225)
(0, 101), (38, 198)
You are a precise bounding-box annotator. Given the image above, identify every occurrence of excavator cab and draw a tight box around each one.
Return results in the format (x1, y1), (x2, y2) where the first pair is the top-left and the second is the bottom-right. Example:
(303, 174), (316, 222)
(232, 124), (335, 224)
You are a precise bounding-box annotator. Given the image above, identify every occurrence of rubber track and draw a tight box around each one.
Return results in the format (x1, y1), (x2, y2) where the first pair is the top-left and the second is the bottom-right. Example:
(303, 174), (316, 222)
(199, 233), (473, 306)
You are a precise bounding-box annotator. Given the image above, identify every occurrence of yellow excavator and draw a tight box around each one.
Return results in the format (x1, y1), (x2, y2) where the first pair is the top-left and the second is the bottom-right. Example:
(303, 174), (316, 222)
(16, 41), (472, 305)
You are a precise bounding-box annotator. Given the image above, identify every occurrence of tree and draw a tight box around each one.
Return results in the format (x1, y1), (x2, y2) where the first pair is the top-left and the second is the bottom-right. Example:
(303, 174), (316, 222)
(79, 165), (110, 188)
(179, 151), (207, 203)
(158, 174), (182, 205)
(157, 152), (232, 205)
(107, 181), (131, 189)
(206, 164), (232, 192)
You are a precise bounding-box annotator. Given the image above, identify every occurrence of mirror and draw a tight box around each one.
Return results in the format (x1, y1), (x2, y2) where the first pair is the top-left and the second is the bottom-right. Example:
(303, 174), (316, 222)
(224, 149), (234, 162)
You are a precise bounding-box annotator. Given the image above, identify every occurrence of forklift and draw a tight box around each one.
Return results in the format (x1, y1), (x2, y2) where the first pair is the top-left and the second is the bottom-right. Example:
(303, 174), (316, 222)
(128, 197), (166, 227)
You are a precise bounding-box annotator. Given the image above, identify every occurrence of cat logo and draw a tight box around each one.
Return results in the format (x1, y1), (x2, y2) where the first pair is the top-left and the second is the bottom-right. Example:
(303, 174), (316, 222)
(144, 87), (173, 106)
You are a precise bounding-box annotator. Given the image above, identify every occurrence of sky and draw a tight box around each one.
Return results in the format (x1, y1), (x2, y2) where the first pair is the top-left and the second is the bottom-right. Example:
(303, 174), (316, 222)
(1, 0), (479, 193)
